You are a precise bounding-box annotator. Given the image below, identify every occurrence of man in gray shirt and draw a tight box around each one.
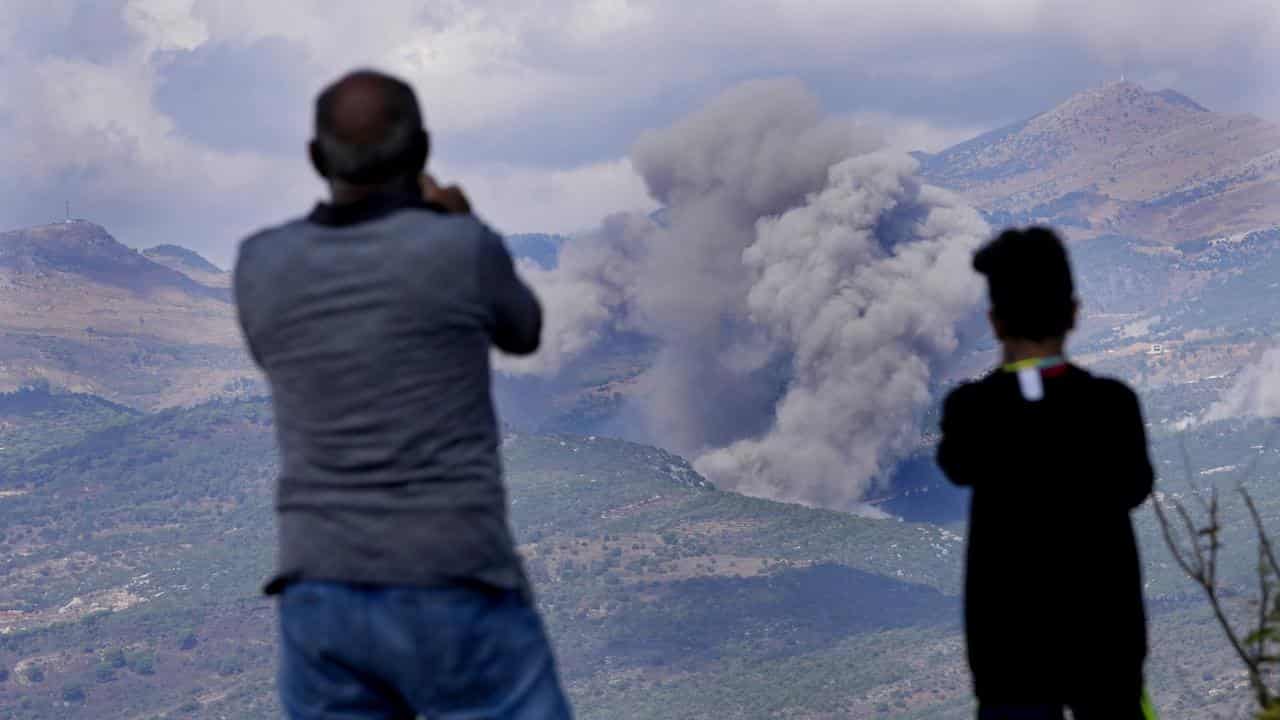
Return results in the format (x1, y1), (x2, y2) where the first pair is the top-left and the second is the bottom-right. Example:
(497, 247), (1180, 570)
(234, 69), (572, 720)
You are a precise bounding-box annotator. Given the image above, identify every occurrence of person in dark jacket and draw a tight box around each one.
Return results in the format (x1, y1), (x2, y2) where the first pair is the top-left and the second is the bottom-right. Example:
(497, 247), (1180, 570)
(937, 227), (1156, 720)
(233, 69), (572, 720)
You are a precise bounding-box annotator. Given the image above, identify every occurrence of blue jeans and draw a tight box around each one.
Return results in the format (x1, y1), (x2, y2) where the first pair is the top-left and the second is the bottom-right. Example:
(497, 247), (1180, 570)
(278, 581), (573, 720)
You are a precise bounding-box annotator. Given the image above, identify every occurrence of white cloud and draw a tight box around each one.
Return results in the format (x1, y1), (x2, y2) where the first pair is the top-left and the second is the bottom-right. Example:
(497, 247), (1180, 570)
(1, 0), (1278, 262)
(440, 158), (656, 237)
(172, 1), (1280, 135)
(1036, 0), (1280, 57)
(566, 0), (653, 43)
(124, 0), (209, 55)
(849, 113), (988, 154)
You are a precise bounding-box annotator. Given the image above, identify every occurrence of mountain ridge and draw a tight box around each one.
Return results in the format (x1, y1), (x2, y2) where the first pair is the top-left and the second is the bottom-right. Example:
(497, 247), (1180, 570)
(142, 244), (230, 289)
(920, 81), (1280, 245)
(0, 83), (1276, 417)
(0, 222), (252, 409)
(0, 222), (227, 302)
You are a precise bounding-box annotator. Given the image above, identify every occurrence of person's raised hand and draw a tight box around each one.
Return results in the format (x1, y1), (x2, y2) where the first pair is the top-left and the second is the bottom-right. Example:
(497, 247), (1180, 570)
(419, 173), (472, 215)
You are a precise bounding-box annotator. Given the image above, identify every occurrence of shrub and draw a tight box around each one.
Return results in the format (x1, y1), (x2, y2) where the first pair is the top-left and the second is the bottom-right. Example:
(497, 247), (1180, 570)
(128, 650), (156, 676)
(217, 656), (244, 677)
(103, 647), (127, 669)
(62, 682), (87, 704)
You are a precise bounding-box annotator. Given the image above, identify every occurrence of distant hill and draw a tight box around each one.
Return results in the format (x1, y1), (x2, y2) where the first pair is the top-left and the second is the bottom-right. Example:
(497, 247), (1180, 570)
(0, 222), (255, 409)
(0, 222), (225, 301)
(0, 222), (578, 412)
(0, 383), (140, 461)
(142, 244), (230, 289)
(0, 84), (1274, 424)
(920, 82), (1280, 245)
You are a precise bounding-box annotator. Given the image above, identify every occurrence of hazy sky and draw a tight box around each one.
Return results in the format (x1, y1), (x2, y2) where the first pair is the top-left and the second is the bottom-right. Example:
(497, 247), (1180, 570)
(1, 0), (1277, 266)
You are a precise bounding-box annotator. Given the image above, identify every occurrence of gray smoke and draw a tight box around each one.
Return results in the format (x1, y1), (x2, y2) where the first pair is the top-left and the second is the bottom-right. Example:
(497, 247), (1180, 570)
(500, 212), (651, 377)
(1203, 347), (1280, 423)
(503, 78), (988, 510)
(698, 153), (987, 507)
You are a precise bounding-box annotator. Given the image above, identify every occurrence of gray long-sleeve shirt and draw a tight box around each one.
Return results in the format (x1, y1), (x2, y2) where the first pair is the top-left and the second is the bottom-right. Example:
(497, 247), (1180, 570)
(233, 191), (541, 595)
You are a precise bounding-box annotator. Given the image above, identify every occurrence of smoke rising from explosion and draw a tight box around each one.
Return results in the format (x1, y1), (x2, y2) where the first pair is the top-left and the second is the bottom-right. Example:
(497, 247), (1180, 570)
(501, 79), (988, 510)
(1203, 347), (1280, 423)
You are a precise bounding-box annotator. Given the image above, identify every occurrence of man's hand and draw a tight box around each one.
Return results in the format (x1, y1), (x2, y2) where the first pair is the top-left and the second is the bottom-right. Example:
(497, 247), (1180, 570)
(419, 173), (472, 215)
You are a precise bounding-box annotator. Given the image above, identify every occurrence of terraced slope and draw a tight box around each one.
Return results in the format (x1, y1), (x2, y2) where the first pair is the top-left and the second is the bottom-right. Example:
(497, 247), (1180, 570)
(0, 394), (1274, 718)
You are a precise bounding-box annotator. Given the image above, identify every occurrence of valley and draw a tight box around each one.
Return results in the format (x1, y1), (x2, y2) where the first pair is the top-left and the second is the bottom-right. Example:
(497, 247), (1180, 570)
(1, 387), (1278, 718)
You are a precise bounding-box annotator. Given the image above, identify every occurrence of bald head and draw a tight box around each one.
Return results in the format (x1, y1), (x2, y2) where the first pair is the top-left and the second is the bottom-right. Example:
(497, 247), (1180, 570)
(311, 70), (428, 186)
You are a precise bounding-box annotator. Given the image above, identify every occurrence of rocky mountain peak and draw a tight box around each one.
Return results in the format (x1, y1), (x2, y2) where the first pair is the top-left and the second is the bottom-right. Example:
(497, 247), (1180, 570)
(1022, 81), (1208, 142)
(920, 82), (1280, 243)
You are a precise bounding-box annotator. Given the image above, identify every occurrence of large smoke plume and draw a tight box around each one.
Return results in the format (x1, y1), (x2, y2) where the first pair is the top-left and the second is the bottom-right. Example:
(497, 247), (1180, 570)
(501, 79), (988, 510)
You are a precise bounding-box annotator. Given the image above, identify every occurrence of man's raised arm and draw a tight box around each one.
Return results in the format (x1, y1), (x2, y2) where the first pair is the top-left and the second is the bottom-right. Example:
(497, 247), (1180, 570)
(479, 228), (542, 356)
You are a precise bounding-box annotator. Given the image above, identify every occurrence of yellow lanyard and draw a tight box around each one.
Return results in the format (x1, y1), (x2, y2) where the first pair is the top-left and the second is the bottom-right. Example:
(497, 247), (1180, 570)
(1001, 356), (1064, 402)
(1000, 355), (1065, 373)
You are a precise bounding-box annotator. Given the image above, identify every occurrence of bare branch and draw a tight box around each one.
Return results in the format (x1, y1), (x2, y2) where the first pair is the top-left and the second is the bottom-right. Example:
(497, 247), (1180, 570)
(1152, 495), (1200, 580)
(1202, 564), (1265, 707)
(1174, 500), (1207, 576)
(1154, 473), (1269, 706)
(1235, 421), (1280, 491)
(1242, 487), (1280, 580)
(1208, 487), (1220, 589)
(1258, 529), (1270, 662)
(1177, 435), (1208, 512)
(1179, 434), (1211, 514)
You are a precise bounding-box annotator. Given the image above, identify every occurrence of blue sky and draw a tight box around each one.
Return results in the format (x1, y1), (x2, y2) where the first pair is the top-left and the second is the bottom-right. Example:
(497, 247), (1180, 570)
(1, 0), (1277, 267)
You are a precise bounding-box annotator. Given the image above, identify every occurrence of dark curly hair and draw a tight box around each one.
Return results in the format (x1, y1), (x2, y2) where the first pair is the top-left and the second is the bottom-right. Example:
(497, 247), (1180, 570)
(973, 226), (1077, 341)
